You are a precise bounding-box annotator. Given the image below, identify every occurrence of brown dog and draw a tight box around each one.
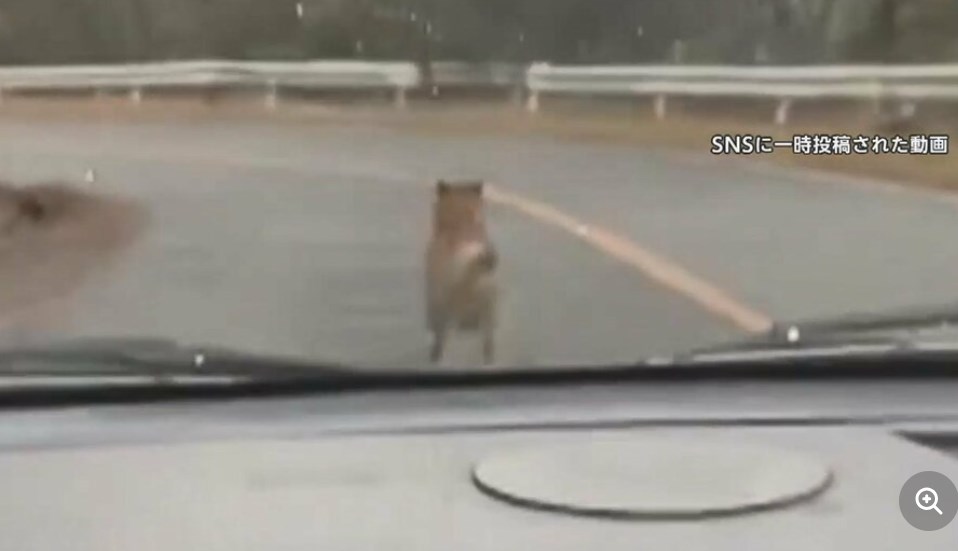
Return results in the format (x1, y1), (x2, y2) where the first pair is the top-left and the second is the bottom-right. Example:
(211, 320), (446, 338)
(425, 180), (498, 364)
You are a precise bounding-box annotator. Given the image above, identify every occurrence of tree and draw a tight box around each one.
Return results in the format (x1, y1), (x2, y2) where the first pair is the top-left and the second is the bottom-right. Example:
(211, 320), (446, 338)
(0, 0), (955, 66)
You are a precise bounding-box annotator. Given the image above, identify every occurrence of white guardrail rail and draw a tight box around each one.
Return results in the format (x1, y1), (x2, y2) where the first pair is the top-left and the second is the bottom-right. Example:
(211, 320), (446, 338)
(0, 60), (955, 124)
(525, 62), (958, 124)
(0, 60), (422, 108)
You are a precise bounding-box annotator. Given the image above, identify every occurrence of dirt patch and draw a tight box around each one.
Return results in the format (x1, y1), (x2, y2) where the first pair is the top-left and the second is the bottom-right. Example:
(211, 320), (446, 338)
(0, 95), (348, 124)
(0, 181), (147, 329)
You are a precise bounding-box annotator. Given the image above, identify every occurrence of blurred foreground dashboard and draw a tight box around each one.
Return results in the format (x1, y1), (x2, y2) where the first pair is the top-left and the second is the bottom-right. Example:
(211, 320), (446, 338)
(0, 376), (957, 550)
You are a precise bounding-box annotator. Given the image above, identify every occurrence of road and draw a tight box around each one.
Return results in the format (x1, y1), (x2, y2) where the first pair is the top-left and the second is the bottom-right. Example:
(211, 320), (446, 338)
(0, 118), (955, 369)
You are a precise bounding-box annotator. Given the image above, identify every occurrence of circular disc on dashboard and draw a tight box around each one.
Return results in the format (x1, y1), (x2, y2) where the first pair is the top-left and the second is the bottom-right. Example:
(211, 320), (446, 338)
(471, 436), (833, 520)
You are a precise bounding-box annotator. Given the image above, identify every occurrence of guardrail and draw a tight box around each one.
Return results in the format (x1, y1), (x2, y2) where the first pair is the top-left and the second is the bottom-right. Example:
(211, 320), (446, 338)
(0, 60), (527, 109)
(0, 60), (955, 123)
(0, 60), (422, 109)
(525, 62), (958, 124)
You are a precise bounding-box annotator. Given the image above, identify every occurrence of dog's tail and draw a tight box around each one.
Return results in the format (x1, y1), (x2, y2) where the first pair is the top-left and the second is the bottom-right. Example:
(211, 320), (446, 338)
(450, 240), (497, 288)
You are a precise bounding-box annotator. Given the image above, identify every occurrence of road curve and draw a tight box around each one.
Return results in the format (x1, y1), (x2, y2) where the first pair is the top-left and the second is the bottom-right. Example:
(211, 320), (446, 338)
(0, 119), (955, 369)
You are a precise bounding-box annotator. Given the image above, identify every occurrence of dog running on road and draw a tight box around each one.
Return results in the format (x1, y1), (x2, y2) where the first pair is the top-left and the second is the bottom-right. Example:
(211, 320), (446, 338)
(425, 179), (499, 365)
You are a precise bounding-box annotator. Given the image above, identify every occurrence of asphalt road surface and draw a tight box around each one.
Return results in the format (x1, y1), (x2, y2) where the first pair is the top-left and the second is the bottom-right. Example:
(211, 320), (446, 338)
(0, 118), (955, 369)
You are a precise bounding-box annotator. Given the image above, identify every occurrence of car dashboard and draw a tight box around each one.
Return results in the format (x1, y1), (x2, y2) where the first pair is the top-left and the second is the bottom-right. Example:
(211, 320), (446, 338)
(0, 377), (956, 550)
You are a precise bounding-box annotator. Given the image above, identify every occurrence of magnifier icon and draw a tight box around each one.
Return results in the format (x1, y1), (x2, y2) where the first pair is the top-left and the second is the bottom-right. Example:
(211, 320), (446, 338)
(916, 487), (943, 515)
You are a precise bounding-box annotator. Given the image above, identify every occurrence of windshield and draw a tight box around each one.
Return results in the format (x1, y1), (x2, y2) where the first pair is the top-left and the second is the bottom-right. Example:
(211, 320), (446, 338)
(0, 0), (953, 372)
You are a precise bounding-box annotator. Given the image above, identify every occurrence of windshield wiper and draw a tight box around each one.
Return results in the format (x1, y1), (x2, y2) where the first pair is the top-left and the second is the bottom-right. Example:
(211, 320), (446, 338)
(0, 334), (956, 410)
(0, 336), (410, 408)
(764, 301), (958, 344)
(0, 337), (361, 384)
(660, 302), (958, 365)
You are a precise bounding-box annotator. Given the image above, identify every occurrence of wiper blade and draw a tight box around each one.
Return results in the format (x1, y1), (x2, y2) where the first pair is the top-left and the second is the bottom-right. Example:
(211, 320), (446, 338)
(661, 302), (958, 365)
(0, 337), (360, 382)
(765, 301), (958, 344)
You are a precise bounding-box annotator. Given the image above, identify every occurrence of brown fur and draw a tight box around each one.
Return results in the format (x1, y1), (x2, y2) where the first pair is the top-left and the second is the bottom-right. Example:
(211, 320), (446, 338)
(425, 180), (498, 364)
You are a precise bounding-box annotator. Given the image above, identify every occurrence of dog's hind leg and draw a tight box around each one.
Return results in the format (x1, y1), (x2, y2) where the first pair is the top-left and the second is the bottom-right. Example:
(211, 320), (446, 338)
(430, 324), (448, 363)
(481, 328), (494, 365)
(425, 292), (448, 363)
(479, 302), (496, 366)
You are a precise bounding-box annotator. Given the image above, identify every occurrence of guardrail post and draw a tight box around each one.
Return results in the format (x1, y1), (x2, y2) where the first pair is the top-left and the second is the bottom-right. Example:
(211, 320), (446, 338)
(653, 94), (667, 120)
(901, 100), (917, 119)
(394, 87), (407, 110)
(525, 91), (539, 114)
(129, 87), (142, 106)
(775, 98), (791, 126)
(265, 79), (278, 111)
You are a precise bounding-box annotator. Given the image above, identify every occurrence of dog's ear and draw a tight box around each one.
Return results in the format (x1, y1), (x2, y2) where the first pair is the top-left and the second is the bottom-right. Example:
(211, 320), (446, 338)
(436, 179), (450, 195)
